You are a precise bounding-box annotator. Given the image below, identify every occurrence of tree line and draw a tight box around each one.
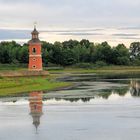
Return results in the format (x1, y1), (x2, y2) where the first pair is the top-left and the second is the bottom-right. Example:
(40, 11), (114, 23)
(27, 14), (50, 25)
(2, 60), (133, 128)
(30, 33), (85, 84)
(0, 40), (140, 67)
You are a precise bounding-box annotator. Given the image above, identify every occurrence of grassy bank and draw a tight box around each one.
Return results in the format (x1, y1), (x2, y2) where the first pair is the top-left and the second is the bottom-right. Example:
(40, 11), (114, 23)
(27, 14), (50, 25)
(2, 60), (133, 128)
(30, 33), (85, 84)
(49, 66), (140, 75)
(0, 64), (27, 71)
(0, 65), (140, 97)
(0, 76), (71, 97)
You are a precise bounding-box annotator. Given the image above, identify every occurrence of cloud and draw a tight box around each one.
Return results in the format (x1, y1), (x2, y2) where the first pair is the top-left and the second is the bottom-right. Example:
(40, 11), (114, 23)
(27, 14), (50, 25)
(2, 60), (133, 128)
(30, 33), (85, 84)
(117, 26), (140, 30)
(58, 33), (103, 36)
(112, 33), (139, 37)
(0, 0), (140, 29)
(121, 37), (140, 40)
(0, 0), (140, 46)
(40, 28), (103, 33)
(0, 29), (30, 39)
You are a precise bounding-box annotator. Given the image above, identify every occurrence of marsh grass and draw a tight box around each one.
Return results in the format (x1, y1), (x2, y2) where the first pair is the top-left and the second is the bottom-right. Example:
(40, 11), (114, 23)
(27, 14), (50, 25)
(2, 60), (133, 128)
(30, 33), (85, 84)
(0, 76), (71, 97)
(49, 66), (140, 76)
(0, 64), (27, 71)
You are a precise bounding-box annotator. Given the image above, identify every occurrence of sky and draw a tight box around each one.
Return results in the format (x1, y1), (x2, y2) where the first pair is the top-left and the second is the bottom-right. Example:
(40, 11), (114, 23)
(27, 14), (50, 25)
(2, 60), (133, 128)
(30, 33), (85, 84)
(0, 0), (140, 46)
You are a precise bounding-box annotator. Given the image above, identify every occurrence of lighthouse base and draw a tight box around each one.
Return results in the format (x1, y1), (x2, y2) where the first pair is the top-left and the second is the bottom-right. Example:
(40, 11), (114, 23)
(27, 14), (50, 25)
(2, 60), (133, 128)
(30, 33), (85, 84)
(28, 69), (43, 71)
(0, 70), (49, 77)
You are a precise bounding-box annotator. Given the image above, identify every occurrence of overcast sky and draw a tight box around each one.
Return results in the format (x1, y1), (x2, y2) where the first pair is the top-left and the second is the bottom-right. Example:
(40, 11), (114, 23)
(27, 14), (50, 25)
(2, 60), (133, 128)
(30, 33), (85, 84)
(0, 0), (140, 46)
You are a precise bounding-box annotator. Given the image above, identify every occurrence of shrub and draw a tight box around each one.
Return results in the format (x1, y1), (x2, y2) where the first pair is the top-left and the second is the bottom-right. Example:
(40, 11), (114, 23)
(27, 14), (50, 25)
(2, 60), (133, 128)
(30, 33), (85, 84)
(95, 61), (108, 68)
(72, 63), (93, 69)
(131, 59), (140, 66)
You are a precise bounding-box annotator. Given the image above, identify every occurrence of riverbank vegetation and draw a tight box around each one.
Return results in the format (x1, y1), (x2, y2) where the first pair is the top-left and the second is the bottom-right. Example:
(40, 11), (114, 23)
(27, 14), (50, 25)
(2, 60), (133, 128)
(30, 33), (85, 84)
(0, 66), (140, 97)
(0, 40), (140, 97)
(48, 66), (140, 74)
(0, 40), (140, 67)
(0, 76), (71, 97)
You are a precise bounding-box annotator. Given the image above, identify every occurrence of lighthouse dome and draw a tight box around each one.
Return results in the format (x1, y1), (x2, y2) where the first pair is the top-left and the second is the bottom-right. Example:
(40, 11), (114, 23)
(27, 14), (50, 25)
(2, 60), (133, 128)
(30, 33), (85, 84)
(28, 26), (41, 44)
(31, 27), (39, 35)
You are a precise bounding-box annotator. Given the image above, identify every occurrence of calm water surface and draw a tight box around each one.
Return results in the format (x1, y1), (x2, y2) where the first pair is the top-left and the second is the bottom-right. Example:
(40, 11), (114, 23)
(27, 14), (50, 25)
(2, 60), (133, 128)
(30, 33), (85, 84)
(0, 75), (140, 140)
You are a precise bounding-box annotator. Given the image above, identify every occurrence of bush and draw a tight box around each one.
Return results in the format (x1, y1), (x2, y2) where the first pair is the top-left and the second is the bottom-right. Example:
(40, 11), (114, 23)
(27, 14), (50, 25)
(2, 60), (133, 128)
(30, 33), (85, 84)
(116, 57), (130, 65)
(130, 59), (140, 66)
(72, 63), (93, 69)
(95, 61), (108, 68)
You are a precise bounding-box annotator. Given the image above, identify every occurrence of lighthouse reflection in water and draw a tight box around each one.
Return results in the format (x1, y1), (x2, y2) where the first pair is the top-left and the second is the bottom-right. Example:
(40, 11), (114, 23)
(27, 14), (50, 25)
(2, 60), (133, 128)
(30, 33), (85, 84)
(27, 80), (140, 133)
(29, 91), (43, 132)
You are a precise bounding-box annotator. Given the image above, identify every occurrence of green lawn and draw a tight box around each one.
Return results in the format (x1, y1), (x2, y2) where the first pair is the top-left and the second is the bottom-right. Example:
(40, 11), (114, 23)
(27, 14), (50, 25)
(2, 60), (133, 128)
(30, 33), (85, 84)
(0, 76), (71, 97)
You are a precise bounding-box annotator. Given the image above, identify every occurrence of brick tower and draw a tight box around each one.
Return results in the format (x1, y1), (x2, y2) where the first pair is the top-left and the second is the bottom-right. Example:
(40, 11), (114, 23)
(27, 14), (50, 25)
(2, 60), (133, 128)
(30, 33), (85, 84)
(28, 26), (43, 71)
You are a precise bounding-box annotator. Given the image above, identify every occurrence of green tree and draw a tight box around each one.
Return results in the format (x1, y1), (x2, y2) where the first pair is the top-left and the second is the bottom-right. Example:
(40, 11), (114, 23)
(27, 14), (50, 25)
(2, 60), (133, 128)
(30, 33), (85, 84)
(130, 42), (140, 60)
(112, 44), (130, 65)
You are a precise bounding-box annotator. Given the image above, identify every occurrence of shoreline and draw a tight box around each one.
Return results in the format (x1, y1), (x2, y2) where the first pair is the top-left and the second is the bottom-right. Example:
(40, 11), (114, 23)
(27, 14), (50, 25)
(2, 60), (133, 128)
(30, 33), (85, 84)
(0, 66), (140, 97)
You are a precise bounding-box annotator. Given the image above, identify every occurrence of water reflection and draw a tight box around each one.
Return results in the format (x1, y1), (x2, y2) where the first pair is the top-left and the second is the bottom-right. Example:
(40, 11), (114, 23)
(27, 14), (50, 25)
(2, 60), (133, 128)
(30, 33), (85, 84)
(130, 80), (140, 97)
(29, 91), (43, 131)
(54, 97), (93, 103)
(2, 80), (139, 105)
(47, 80), (140, 102)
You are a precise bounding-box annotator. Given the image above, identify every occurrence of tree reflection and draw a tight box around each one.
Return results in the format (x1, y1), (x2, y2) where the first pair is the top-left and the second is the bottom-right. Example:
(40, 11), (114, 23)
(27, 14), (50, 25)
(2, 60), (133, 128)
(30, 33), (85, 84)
(29, 91), (43, 132)
(130, 80), (140, 97)
(62, 97), (93, 102)
(27, 80), (140, 110)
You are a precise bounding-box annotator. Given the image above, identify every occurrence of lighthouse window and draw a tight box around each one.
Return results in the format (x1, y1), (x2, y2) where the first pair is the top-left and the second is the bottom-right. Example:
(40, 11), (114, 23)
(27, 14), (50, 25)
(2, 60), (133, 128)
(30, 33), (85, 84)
(33, 34), (38, 38)
(32, 65), (36, 68)
(32, 48), (36, 54)
(33, 58), (36, 61)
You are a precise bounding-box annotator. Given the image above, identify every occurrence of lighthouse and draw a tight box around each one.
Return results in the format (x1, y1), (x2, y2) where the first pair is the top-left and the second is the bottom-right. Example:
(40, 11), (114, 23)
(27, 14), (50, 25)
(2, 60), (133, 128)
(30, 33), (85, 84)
(28, 25), (43, 71)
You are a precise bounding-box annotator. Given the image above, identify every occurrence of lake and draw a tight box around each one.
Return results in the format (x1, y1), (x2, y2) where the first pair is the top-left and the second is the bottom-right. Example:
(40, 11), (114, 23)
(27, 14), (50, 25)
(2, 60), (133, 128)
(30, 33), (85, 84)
(0, 74), (140, 140)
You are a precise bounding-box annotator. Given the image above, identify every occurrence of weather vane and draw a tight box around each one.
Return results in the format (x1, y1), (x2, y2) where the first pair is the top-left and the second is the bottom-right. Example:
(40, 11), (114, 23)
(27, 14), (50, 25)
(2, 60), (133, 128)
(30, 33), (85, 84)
(34, 22), (37, 29)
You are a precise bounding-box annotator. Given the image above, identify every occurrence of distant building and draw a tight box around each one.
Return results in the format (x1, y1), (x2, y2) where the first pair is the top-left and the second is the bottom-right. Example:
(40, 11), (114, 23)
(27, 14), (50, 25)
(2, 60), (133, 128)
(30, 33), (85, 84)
(29, 91), (43, 131)
(28, 26), (43, 71)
